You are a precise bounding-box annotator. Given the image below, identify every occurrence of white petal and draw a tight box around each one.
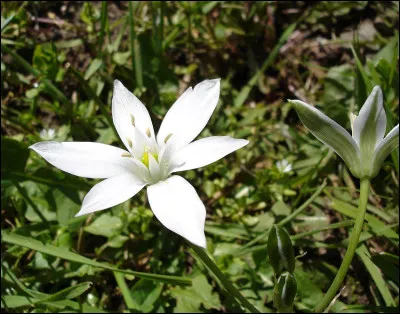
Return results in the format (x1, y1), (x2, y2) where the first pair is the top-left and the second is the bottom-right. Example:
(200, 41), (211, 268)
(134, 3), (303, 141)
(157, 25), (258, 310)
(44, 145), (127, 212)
(172, 136), (249, 172)
(156, 79), (221, 149)
(131, 127), (154, 160)
(148, 153), (163, 183)
(147, 175), (206, 247)
(29, 141), (136, 179)
(76, 173), (147, 216)
(112, 80), (155, 152)
(157, 142), (182, 178)
(352, 86), (387, 151)
(290, 99), (362, 178)
(370, 124), (399, 178)
(130, 157), (152, 183)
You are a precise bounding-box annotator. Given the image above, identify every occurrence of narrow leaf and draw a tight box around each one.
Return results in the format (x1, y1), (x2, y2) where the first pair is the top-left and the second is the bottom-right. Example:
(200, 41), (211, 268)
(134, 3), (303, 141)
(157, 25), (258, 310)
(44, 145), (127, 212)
(2, 230), (191, 286)
(234, 23), (296, 107)
(356, 245), (395, 306)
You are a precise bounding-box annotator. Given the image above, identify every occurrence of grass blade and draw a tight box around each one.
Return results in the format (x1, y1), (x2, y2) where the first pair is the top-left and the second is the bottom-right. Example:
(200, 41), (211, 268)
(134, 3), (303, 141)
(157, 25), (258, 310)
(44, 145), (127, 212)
(4, 170), (92, 191)
(128, 1), (143, 87)
(234, 23), (297, 107)
(98, 1), (108, 55)
(13, 181), (50, 227)
(68, 66), (119, 140)
(356, 245), (395, 306)
(34, 282), (92, 304)
(371, 253), (399, 285)
(2, 230), (192, 286)
(114, 272), (136, 310)
(1, 295), (107, 312)
(351, 44), (373, 110)
(328, 196), (399, 245)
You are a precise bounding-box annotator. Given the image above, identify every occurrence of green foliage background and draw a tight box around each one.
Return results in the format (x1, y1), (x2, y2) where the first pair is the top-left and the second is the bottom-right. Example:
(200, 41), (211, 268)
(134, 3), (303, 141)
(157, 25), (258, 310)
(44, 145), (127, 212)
(1, 1), (399, 312)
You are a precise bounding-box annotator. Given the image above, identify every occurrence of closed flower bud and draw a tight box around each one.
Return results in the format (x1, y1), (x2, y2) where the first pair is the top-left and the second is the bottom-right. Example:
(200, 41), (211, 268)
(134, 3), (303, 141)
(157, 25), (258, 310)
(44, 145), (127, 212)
(289, 86), (399, 179)
(274, 272), (297, 313)
(267, 225), (295, 276)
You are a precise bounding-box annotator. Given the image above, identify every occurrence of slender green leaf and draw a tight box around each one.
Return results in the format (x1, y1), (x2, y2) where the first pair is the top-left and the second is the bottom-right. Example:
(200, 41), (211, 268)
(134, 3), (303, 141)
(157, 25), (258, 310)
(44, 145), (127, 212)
(328, 196), (399, 245)
(351, 43), (372, 110)
(114, 272), (136, 310)
(98, 1), (108, 52)
(68, 65), (118, 139)
(129, 1), (143, 87)
(356, 244), (395, 306)
(234, 23), (296, 107)
(2, 230), (191, 286)
(1, 295), (106, 312)
(371, 253), (399, 285)
(34, 282), (92, 304)
(84, 58), (103, 80)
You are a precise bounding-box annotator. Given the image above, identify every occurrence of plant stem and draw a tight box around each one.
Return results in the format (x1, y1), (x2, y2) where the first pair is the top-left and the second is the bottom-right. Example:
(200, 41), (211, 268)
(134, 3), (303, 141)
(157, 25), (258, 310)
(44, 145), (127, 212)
(190, 244), (261, 313)
(315, 179), (370, 312)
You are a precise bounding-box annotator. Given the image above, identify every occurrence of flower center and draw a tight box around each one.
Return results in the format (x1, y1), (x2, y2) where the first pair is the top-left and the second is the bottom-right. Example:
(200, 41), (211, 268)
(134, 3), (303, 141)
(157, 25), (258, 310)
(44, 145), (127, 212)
(141, 149), (158, 168)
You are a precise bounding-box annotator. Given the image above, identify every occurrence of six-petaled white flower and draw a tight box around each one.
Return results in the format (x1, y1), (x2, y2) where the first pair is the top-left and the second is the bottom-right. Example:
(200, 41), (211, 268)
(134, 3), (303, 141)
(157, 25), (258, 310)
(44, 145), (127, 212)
(30, 79), (249, 248)
(290, 86), (399, 179)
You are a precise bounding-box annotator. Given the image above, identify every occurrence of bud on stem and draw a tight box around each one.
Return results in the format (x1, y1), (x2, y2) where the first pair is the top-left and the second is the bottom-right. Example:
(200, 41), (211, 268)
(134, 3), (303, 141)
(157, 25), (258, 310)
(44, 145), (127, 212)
(274, 272), (297, 313)
(267, 224), (295, 276)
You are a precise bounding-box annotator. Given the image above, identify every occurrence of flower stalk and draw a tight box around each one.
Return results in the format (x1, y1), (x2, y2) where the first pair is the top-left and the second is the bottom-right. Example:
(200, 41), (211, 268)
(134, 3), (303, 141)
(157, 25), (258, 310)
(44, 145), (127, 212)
(315, 179), (370, 312)
(190, 243), (261, 313)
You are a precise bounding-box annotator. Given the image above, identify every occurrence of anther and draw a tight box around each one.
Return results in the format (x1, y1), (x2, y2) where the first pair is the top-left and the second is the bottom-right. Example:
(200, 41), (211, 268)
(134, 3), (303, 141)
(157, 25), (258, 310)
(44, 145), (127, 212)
(164, 133), (173, 143)
(126, 138), (133, 148)
(130, 114), (135, 127)
(121, 152), (131, 157)
(146, 127), (151, 138)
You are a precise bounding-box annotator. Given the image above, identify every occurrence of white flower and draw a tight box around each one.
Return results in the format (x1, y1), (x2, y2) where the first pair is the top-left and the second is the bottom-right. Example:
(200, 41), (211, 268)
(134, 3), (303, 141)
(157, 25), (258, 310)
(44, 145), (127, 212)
(29, 79), (249, 248)
(290, 86), (399, 179)
(39, 128), (56, 140)
(276, 159), (292, 173)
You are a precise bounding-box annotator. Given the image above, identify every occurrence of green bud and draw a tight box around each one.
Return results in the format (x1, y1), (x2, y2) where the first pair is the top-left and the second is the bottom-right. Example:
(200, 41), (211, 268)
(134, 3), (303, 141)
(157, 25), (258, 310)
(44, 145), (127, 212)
(274, 272), (297, 313)
(267, 225), (295, 276)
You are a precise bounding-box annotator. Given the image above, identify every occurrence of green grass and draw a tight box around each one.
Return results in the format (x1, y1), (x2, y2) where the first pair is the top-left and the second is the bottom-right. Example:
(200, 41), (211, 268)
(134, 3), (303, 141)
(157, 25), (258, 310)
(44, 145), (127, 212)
(1, 2), (399, 313)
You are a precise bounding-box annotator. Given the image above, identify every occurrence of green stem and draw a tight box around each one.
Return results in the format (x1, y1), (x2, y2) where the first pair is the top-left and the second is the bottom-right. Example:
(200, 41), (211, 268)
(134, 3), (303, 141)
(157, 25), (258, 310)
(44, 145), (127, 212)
(315, 179), (370, 312)
(190, 244), (261, 313)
